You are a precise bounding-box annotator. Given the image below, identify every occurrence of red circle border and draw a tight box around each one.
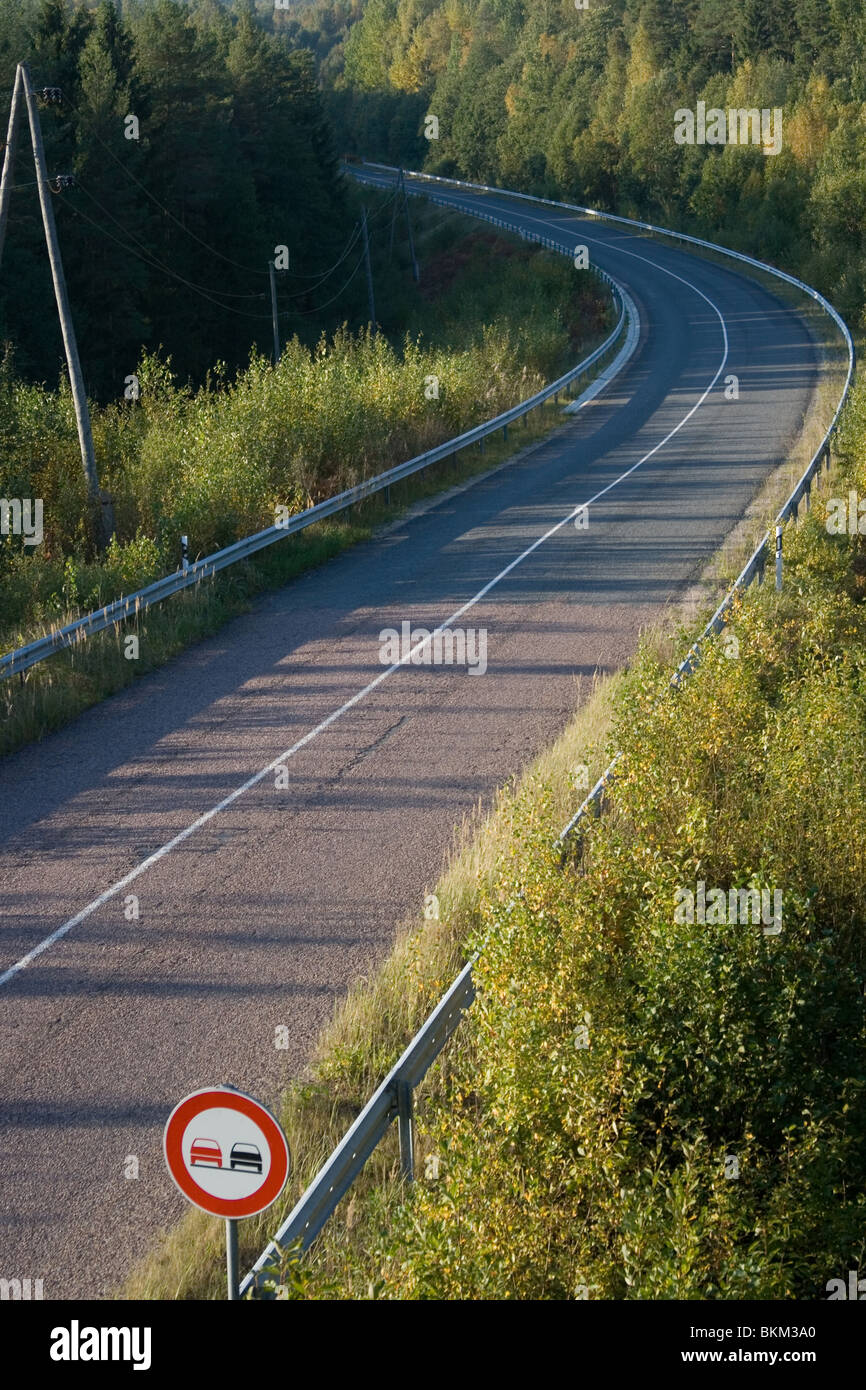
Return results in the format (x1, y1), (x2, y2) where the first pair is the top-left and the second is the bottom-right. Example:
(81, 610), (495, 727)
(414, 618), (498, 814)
(164, 1087), (290, 1218)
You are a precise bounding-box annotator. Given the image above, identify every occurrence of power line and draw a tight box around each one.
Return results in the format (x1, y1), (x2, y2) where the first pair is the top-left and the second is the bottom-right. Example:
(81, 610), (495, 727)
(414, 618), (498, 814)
(280, 220), (363, 297)
(80, 174), (365, 305)
(83, 175), (366, 310)
(276, 191), (399, 294)
(47, 94), (404, 298)
(361, 185), (402, 228)
(55, 190), (275, 319)
(293, 246), (366, 315)
(78, 116), (382, 285)
(76, 183), (267, 299)
(58, 188), (369, 323)
(78, 122), (271, 277)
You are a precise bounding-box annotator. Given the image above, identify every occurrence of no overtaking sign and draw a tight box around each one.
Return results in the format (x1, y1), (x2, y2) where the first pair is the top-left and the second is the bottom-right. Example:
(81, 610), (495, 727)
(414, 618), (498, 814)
(164, 1086), (290, 1220)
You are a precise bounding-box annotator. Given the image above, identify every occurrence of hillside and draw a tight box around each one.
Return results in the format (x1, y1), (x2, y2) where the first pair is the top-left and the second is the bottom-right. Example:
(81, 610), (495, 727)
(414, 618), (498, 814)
(292, 0), (866, 332)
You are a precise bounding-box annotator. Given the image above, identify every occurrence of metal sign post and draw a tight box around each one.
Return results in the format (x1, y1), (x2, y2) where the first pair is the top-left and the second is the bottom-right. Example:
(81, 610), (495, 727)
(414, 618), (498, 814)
(226, 1218), (240, 1301)
(164, 1085), (291, 1302)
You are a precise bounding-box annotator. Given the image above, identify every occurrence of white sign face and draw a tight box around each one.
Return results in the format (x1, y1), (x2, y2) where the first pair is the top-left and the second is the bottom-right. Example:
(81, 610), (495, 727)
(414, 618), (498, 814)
(180, 1106), (273, 1203)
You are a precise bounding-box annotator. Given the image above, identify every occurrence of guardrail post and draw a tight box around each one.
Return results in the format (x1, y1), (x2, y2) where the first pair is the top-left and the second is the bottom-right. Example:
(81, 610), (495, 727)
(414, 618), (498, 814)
(503, 424), (508, 442)
(396, 1079), (414, 1181)
(756, 542), (765, 586)
(804, 480), (810, 512)
(775, 524), (783, 591)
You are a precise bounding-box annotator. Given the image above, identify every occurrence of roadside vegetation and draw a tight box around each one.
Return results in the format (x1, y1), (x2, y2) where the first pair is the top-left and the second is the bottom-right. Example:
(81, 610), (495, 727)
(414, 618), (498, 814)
(333, 461), (866, 1300)
(0, 205), (612, 755)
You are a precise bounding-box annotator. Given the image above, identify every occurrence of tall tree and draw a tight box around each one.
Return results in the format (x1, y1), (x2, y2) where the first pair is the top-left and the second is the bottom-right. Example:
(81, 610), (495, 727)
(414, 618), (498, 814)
(63, 3), (150, 398)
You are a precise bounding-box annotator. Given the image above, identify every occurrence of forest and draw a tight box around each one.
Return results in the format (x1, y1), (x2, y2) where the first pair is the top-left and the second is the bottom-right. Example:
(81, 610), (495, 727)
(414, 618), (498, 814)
(289, 0), (866, 331)
(0, 0), (352, 395)
(1, 2), (612, 748)
(5, 0), (864, 394)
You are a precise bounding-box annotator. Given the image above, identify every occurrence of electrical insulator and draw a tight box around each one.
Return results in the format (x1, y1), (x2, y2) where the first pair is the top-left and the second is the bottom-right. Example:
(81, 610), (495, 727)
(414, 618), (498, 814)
(39, 88), (63, 105)
(50, 174), (76, 191)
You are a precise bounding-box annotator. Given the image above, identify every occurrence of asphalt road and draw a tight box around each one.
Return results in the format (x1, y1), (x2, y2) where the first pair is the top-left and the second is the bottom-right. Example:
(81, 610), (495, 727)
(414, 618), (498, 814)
(0, 171), (818, 1298)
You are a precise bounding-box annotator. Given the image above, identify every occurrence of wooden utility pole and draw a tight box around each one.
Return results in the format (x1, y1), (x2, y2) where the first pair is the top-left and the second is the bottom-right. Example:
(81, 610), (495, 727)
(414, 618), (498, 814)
(0, 66), (23, 272)
(19, 63), (108, 548)
(268, 259), (280, 363)
(361, 207), (376, 333)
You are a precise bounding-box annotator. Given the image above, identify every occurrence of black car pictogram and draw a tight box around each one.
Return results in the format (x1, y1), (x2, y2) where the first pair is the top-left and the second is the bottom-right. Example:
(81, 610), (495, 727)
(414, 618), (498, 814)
(229, 1142), (262, 1175)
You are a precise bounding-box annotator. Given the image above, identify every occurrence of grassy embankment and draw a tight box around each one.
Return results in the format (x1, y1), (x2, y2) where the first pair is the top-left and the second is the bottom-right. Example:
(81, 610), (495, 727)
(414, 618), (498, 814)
(0, 195), (613, 756)
(124, 267), (864, 1299)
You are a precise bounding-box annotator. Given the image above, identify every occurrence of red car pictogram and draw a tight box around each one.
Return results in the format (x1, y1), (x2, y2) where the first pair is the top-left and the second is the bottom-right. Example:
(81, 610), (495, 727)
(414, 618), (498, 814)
(190, 1137), (222, 1168)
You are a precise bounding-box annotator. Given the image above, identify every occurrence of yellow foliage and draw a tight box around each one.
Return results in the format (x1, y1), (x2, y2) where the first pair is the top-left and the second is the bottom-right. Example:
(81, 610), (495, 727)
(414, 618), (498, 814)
(785, 76), (834, 167)
(626, 22), (656, 90)
(389, 37), (427, 93)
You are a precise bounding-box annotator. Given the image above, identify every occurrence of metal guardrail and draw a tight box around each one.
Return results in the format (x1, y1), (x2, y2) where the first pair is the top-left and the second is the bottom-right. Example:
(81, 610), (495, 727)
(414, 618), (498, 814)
(554, 440), (836, 848)
(240, 957), (476, 1297)
(1, 222), (628, 681)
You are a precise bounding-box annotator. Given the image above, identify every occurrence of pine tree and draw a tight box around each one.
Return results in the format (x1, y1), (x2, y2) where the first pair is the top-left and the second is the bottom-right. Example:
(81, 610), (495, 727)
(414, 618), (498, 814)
(127, 0), (260, 381)
(64, 3), (150, 398)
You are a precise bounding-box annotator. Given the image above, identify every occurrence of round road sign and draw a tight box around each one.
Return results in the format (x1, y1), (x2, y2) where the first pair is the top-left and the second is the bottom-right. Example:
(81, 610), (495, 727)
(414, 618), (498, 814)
(164, 1086), (290, 1219)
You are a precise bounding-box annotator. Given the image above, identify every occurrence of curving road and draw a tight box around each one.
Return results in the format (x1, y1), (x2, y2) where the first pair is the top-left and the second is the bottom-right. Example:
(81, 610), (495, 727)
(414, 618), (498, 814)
(0, 169), (818, 1298)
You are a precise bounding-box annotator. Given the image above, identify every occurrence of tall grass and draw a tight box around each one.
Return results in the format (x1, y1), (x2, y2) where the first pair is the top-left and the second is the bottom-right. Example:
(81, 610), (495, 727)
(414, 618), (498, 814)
(0, 398), (573, 758)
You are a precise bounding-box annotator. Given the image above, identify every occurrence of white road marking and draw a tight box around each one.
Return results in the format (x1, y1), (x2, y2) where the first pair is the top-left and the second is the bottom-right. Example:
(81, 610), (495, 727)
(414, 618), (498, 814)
(0, 209), (728, 988)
